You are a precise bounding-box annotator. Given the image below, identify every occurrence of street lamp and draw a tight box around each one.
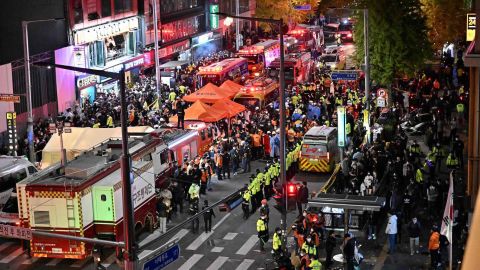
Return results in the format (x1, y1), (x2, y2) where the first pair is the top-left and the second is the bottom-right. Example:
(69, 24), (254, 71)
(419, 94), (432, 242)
(212, 11), (288, 247)
(22, 18), (64, 163)
(151, 0), (161, 100)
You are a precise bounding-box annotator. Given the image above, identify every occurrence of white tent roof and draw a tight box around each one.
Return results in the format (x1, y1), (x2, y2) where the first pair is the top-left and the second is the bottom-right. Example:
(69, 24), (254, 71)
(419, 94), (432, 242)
(41, 126), (153, 168)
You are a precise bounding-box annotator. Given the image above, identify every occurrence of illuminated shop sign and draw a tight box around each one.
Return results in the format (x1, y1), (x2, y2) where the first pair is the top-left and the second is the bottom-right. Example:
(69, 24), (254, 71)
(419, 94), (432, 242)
(76, 75), (98, 89)
(124, 56), (144, 70)
(74, 17), (139, 45)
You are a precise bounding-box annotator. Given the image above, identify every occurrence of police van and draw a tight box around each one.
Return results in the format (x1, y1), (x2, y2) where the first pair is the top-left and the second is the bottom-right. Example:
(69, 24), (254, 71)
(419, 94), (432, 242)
(300, 126), (337, 173)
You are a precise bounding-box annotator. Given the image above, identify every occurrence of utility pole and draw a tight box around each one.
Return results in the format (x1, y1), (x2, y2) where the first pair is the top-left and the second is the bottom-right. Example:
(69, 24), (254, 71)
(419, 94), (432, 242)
(278, 18), (287, 246)
(364, 9), (370, 144)
(22, 21), (35, 163)
(235, 0), (240, 51)
(152, 0), (161, 101)
(119, 69), (136, 270)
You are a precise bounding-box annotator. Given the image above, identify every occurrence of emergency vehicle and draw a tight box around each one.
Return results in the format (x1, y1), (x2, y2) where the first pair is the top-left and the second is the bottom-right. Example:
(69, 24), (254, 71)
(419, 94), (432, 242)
(196, 58), (249, 87)
(17, 133), (165, 259)
(153, 125), (213, 166)
(286, 24), (323, 51)
(268, 52), (313, 86)
(300, 126), (338, 173)
(233, 77), (279, 110)
(236, 40), (281, 74)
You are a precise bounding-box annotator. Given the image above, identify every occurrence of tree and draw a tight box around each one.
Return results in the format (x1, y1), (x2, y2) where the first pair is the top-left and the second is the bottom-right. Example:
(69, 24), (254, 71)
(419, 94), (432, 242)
(353, 0), (431, 85)
(255, 0), (318, 31)
(421, 0), (467, 51)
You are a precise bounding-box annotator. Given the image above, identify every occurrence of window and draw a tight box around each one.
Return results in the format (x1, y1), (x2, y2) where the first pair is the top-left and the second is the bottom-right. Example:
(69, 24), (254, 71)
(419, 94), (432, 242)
(101, 194), (107, 201)
(161, 16), (200, 43)
(2, 196), (18, 213)
(0, 169), (28, 193)
(72, 0), (84, 24)
(160, 151), (168, 164)
(28, 166), (37, 174)
(160, 0), (200, 14)
(143, 153), (152, 161)
(102, 0), (112, 17)
(114, 0), (133, 13)
(34, 211), (50, 225)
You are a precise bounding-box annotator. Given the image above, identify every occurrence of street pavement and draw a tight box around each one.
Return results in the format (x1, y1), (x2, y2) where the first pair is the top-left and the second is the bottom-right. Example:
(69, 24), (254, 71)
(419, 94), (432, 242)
(0, 161), (328, 270)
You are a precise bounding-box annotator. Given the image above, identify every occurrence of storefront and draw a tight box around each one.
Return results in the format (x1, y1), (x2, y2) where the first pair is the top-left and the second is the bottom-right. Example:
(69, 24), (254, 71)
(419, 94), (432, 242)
(72, 17), (143, 70)
(189, 31), (223, 61)
(74, 55), (145, 103)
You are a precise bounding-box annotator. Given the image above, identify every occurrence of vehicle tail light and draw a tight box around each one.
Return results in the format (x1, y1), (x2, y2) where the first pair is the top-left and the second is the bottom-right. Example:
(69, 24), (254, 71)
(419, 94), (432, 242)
(347, 33), (352, 38)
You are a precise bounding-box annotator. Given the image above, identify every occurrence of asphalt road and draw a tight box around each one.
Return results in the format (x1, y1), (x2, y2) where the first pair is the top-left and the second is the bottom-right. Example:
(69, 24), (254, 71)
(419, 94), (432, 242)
(0, 161), (330, 270)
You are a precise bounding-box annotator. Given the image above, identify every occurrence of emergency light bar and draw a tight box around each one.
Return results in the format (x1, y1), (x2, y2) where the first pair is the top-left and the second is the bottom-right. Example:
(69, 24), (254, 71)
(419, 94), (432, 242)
(168, 131), (198, 149)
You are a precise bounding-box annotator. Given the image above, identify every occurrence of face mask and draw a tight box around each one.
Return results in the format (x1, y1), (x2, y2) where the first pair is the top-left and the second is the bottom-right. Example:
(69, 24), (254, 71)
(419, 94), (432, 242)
(303, 213), (307, 217)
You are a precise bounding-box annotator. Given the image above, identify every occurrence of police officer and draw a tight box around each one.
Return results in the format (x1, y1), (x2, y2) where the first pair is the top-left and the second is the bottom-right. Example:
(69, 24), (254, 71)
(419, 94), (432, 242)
(257, 214), (269, 252)
(241, 185), (251, 219)
(272, 227), (283, 258)
(202, 200), (215, 233)
(189, 199), (199, 233)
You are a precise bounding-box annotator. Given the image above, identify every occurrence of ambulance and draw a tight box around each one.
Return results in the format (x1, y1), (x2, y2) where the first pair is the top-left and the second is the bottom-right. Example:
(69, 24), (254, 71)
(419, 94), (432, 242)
(17, 133), (166, 259)
(300, 126), (338, 173)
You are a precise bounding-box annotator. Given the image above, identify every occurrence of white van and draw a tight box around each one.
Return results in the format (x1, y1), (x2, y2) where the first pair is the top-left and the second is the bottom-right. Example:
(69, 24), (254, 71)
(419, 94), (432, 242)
(0, 156), (36, 226)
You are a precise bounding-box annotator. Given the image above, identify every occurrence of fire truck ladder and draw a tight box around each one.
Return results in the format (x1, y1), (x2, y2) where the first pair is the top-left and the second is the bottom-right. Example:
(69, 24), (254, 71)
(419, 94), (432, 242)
(66, 198), (76, 228)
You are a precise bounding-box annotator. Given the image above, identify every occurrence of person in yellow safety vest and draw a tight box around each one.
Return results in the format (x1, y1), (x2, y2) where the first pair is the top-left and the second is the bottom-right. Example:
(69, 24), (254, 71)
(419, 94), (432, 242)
(302, 235), (317, 256)
(446, 151), (459, 169)
(264, 167), (272, 199)
(106, 114), (114, 128)
(257, 214), (269, 251)
(308, 255), (322, 270)
(324, 118), (330, 127)
(415, 168), (424, 184)
(426, 151), (437, 163)
(345, 122), (351, 136)
(168, 91), (176, 102)
(241, 185), (251, 219)
(409, 140), (422, 156)
(272, 227), (283, 256)
(92, 121), (101, 128)
(179, 85), (186, 95)
(456, 102), (465, 113)
(256, 169), (265, 187)
(335, 96), (343, 105)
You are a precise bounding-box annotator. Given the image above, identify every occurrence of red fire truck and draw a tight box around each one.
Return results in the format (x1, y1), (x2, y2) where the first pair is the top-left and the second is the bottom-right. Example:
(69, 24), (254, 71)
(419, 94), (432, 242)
(236, 40), (281, 74)
(268, 52), (313, 86)
(17, 133), (166, 259)
(287, 24), (323, 52)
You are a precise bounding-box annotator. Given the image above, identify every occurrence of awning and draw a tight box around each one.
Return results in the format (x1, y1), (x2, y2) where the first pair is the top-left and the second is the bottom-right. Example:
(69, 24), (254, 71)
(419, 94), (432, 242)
(183, 83), (232, 103)
(220, 80), (243, 96)
(159, 60), (189, 69)
(170, 100), (227, 123)
(211, 99), (246, 118)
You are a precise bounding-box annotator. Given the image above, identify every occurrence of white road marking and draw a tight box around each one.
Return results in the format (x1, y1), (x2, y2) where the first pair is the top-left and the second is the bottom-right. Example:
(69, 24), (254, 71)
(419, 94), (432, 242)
(0, 242), (14, 253)
(22, 257), (40, 265)
(102, 253), (117, 267)
(235, 259), (255, 270)
(211, 247), (224, 253)
(0, 248), (24, 263)
(223, 232), (238, 240)
(178, 254), (204, 270)
(45, 258), (62, 266)
(71, 258), (90, 268)
(168, 229), (190, 244)
(235, 235), (258, 255)
(206, 256), (229, 270)
(139, 227), (190, 248)
(186, 213), (231, 250)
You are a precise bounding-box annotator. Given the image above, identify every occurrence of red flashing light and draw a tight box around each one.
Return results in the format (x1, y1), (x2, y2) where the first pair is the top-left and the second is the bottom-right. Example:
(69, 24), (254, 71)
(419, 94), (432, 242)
(347, 33), (353, 38)
(287, 183), (297, 196)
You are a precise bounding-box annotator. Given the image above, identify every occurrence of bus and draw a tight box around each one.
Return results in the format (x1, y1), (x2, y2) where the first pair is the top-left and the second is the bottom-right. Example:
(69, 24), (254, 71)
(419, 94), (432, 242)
(233, 77), (279, 110)
(300, 126), (338, 173)
(268, 52), (313, 86)
(196, 58), (249, 87)
(236, 40), (281, 74)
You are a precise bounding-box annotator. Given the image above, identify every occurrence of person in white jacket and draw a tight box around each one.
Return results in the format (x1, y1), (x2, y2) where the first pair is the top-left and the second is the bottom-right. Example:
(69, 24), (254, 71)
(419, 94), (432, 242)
(385, 212), (398, 254)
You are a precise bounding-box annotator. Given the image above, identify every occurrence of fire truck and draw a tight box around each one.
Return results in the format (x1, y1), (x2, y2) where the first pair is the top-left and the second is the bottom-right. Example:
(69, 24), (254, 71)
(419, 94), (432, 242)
(236, 40), (281, 75)
(234, 76), (279, 110)
(286, 24), (323, 52)
(17, 133), (166, 259)
(268, 52), (313, 86)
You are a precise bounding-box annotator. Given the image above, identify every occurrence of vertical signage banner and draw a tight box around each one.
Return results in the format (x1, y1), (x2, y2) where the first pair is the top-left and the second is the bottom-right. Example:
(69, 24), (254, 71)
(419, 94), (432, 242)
(337, 106), (346, 147)
(6, 112), (17, 155)
(467, 13), (476, 42)
(210, 5), (219, 30)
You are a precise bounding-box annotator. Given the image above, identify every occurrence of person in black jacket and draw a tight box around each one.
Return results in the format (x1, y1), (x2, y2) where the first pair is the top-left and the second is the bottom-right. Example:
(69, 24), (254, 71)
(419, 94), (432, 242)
(202, 200), (216, 232)
(296, 182), (309, 215)
(325, 230), (336, 269)
(407, 217), (422, 255)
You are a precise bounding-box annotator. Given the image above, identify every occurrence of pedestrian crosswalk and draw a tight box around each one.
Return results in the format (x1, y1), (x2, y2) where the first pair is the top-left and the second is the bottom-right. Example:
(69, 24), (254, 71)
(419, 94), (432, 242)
(0, 230), (264, 270)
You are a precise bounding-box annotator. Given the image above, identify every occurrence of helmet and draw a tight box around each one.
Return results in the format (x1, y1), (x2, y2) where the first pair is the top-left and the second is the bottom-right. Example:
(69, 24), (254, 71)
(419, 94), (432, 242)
(261, 199), (267, 205)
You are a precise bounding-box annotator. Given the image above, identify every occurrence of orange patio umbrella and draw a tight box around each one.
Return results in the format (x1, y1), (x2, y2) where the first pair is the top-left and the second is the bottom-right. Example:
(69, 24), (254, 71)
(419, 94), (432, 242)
(182, 83), (231, 103)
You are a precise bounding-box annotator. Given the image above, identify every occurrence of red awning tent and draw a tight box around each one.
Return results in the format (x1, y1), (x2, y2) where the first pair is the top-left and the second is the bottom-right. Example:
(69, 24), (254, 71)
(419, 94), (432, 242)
(170, 100), (227, 123)
(211, 99), (246, 118)
(219, 80), (243, 97)
(182, 83), (233, 103)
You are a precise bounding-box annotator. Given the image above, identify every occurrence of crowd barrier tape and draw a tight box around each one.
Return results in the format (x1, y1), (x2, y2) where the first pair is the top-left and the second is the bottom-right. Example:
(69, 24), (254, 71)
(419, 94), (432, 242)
(319, 164), (341, 194)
